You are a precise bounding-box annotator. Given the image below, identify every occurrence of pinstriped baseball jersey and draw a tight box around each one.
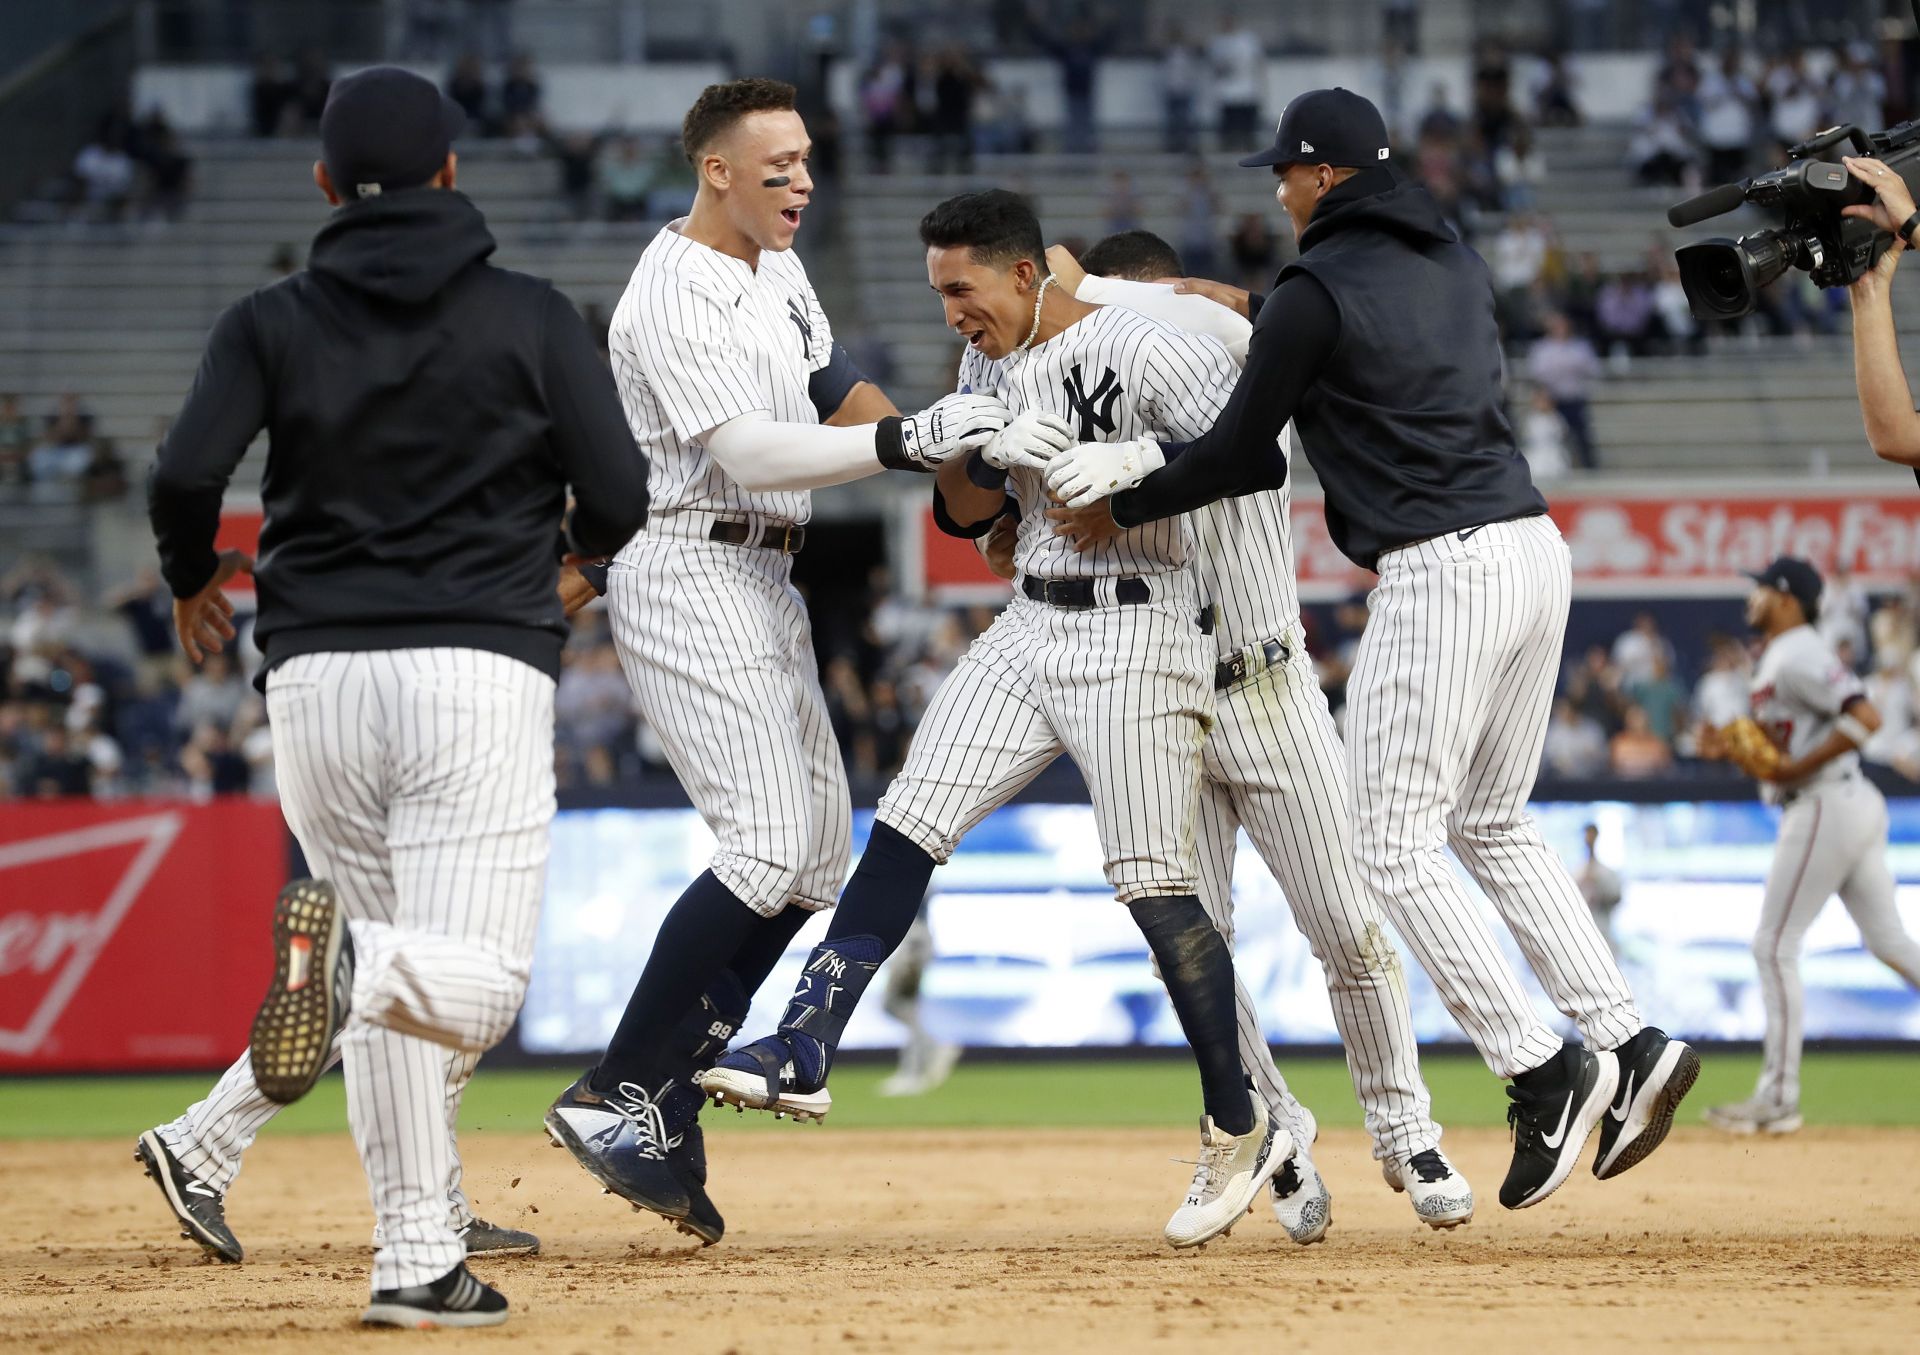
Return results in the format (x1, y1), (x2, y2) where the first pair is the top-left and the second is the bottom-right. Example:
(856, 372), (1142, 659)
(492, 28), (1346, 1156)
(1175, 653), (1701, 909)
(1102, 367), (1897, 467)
(1749, 625), (1865, 805)
(1191, 466), (1300, 657)
(956, 305), (1236, 580)
(608, 220), (831, 532)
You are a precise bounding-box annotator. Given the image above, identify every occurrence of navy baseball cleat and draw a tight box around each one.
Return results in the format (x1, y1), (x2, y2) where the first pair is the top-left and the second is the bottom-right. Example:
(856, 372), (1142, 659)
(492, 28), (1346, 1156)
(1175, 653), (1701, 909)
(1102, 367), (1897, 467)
(698, 1032), (833, 1121)
(249, 879), (353, 1105)
(135, 1129), (242, 1263)
(544, 1074), (692, 1222)
(362, 1263), (507, 1328)
(1592, 1026), (1700, 1180)
(667, 1117), (725, 1246)
(1500, 1043), (1619, 1210)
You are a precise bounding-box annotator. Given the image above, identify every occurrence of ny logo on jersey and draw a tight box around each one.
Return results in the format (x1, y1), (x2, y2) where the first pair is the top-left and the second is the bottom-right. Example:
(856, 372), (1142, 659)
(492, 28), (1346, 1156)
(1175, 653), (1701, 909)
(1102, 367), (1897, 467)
(1062, 363), (1122, 440)
(787, 297), (814, 352)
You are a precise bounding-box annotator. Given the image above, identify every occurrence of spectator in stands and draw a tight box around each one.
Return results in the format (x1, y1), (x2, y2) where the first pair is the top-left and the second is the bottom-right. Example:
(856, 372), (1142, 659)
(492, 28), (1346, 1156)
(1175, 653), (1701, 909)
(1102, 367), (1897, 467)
(1527, 310), (1601, 469)
(1697, 47), (1758, 185)
(1629, 94), (1698, 187)
(1544, 695), (1609, 778)
(859, 43), (913, 174)
(72, 121), (136, 223)
(1819, 566), (1871, 665)
(500, 51), (543, 139)
(1612, 612), (1675, 687)
(178, 721), (251, 799)
(1103, 170), (1141, 235)
(1226, 211), (1276, 294)
(1030, 5), (1111, 154)
(1209, 11), (1266, 148)
(0, 394), (29, 488)
(1417, 80), (1461, 142)
(1650, 259), (1704, 354)
(1691, 631), (1752, 728)
(29, 395), (95, 485)
(1654, 35), (1703, 124)
(1519, 388), (1575, 481)
(1559, 251), (1605, 339)
(289, 50), (332, 133)
(83, 438), (128, 503)
(974, 82), (1036, 156)
(1596, 270), (1657, 360)
(1763, 49), (1821, 146)
(1565, 644), (1627, 735)
(249, 53), (294, 137)
(1160, 23), (1201, 154)
(1830, 42), (1887, 135)
(14, 721), (91, 798)
(446, 52), (490, 132)
(1494, 123), (1546, 210)
(556, 642), (634, 787)
(1864, 647), (1920, 777)
(925, 45), (986, 175)
(1609, 703), (1675, 777)
(134, 110), (193, 222)
(1491, 211), (1556, 339)
(172, 651), (249, 740)
(597, 136), (653, 221)
(1175, 162), (1221, 282)
(1626, 651), (1688, 743)
(1532, 52), (1582, 128)
(1873, 594), (1919, 674)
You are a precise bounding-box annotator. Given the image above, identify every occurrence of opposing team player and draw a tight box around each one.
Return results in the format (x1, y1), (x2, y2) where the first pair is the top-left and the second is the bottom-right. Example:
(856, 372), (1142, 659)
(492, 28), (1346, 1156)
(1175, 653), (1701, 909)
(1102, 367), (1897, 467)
(542, 80), (1008, 1243)
(1045, 88), (1697, 1212)
(142, 67), (649, 1326)
(703, 190), (1292, 1251)
(1045, 231), (1470, 1235)
(1701, 558), (1920, 1134)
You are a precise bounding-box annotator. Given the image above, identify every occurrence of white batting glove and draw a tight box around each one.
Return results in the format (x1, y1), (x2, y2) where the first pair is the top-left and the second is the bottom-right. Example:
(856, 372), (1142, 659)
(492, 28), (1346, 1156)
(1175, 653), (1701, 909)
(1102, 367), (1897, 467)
(980, 409), (1076, 472)
(1045, 439), (1166, 508)
(879, 392), (1013, 471)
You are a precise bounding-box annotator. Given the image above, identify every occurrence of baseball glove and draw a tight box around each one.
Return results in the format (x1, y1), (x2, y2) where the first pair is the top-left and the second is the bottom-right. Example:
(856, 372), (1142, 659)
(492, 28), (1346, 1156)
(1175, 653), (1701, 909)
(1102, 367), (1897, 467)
(1718, 716), (1783, 780)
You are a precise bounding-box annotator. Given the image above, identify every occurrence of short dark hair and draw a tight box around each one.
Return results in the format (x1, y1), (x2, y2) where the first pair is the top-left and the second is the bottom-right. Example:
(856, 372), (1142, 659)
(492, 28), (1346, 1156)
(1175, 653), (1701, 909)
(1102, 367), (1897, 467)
(919, 189), (1045, 271)
(681, 77), (797, 163)
(1079, 229), (1184, 282)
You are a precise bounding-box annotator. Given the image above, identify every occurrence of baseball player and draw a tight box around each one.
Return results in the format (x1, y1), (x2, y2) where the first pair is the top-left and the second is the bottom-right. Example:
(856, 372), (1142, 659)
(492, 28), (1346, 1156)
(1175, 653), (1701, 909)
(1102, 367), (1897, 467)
(540, 79), (1008, 1244)
(1039, 230), (1471, 1237)
(1045, 88), (1697, 1213)
(1701, 557), (1920, 1134)
(703, 189), (1294, 1251)
(140, 67), (649, 1327)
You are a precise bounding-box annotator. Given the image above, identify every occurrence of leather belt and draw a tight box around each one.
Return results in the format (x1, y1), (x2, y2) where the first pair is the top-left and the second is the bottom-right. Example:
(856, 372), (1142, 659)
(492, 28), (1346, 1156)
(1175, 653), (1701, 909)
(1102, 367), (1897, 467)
(708, 519), (806, 554)
(1215, 635), (1291, 691)
(1021, 576), (1151, 608)
(1781, 766), (1856, 809)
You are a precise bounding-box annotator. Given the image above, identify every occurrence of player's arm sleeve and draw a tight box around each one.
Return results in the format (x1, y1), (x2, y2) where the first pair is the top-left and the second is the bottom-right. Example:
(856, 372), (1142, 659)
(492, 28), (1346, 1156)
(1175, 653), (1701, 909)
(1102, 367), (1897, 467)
(542, 290), (651, 559)
(1076, 276), (1252, 365)
(1108, 272), (1337, 529)
(147, 298), (270, 599)
(703, 411), (888, 492)
(807, 342), (870, 420)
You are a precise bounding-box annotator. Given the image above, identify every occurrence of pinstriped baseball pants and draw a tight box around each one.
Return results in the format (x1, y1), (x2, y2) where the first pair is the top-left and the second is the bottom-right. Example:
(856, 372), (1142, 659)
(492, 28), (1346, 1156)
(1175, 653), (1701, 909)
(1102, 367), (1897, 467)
(607, 532), (851, 915)
(263, 648), (554, 1291)
(1197, 640), (1441, 1162)
(1346, 516), (1641, 1080)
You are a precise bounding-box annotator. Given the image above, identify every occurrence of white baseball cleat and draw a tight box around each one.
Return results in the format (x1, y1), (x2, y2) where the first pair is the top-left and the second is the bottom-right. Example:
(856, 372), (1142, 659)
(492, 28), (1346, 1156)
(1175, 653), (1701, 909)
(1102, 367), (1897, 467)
(1270, 1145), (1333, 1245)
(1164, 1095), (1291, 1250)
(1704, 1097), (1803, 1136)
(1383, 1148), (1476, 1229)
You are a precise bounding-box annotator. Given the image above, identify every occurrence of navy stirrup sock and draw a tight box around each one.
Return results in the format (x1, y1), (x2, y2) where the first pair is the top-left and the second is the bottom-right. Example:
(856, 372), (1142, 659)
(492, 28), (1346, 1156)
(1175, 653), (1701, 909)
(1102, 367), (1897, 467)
(1129, 894), (1252, 1135)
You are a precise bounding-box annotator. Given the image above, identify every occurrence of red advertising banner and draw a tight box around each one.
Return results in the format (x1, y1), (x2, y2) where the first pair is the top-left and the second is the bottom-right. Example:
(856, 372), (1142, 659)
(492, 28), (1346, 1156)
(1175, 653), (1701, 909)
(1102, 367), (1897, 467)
(923, 482), (1920, 603)
(0, 800), (288, 1073)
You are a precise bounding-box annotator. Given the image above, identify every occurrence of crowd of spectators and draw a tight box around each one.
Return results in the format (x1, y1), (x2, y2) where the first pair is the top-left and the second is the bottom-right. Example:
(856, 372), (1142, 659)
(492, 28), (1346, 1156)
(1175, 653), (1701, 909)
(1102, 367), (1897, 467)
(0, 394), (129, 504)
(66, 108), (194, 225)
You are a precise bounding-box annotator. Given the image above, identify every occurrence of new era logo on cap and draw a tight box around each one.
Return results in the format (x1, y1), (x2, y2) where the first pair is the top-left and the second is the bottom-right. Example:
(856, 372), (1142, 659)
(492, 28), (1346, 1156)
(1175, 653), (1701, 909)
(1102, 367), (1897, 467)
(1300, 141), (1314, 153)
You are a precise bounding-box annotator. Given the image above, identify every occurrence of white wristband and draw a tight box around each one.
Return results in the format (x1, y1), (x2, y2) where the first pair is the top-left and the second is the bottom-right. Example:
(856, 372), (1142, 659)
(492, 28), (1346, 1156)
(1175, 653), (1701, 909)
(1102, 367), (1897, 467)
(1837, 713), (1873, 749)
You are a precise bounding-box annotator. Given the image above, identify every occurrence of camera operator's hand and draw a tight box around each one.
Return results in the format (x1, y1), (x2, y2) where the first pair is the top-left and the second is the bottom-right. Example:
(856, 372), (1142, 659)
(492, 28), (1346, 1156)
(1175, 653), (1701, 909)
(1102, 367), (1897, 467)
(1841, 156), (1917, 238)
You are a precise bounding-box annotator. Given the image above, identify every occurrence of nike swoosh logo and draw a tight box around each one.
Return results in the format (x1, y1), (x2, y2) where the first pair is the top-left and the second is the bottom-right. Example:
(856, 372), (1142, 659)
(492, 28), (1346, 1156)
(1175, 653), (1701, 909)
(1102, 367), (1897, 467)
(1611, 1071), (1638, 1120)
(1539, 1095), (1575, 1150)
(1456, 526), (1486, 541)
(186, 1181), (220, 1197)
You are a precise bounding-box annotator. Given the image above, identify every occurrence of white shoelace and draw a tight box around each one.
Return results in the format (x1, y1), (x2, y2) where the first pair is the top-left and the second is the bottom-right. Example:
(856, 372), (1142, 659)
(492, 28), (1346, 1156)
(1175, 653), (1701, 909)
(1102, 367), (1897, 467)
(611, 1081), (673, 1161)
(1179, 1134), (1235, 1205)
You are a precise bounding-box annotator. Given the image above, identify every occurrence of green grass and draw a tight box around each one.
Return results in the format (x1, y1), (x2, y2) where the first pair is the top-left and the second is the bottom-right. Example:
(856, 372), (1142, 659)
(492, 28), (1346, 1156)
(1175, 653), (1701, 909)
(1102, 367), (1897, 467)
(2, 1050), (1917, 1140)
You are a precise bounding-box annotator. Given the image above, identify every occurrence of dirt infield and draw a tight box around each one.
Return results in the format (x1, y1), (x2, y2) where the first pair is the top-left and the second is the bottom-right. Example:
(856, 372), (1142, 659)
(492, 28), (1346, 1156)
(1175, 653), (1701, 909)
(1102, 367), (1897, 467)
(6, 1124), (1918, 1354)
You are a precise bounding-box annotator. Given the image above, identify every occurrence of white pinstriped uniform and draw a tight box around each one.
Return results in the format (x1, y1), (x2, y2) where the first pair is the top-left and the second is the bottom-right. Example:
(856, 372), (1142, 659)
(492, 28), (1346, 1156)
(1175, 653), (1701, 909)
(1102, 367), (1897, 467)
(879, 307), (1224, 900)
(603, 221), (849, 915)
(210, 648), (552, 1292)
(1346, 516), (1641, 1079)
(1746, 626), (1920, 1106)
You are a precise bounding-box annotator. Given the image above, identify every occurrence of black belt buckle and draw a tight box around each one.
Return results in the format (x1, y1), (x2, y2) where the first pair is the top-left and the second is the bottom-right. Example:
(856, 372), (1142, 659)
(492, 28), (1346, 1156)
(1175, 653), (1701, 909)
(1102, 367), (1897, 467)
(770, 523), (806, 554)
(1215, 653), (1249, 690)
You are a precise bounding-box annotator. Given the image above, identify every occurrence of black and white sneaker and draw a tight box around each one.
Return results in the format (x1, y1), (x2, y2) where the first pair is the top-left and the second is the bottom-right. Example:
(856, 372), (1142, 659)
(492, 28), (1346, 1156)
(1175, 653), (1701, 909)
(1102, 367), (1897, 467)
(362, 1263), (507, 1328)
(1499, 1043), (1619, 1210)
(668, 1117), (725, 1246)
(1593, 1026), (1700, 1180)
(249, 879), (352, 1105)
(459, 1219), (540, 1257)
(135, 1129), (242, 1263)
(543, 1074), (692, 1221)
(1382, 1147), (1475, 1229)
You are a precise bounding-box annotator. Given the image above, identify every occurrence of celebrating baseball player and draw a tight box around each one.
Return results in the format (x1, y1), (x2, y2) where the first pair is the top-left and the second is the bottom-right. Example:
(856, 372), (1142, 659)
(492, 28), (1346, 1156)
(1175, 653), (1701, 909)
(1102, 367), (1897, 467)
(1700, 557), (1920, 1134)
(703, 189), (1295, 1250)
(140, 67), (650, 1327)
(1044, 87), (1697, 1212)
(1040, 229), (1471, 1236)
(541, 79), (1008, 1245)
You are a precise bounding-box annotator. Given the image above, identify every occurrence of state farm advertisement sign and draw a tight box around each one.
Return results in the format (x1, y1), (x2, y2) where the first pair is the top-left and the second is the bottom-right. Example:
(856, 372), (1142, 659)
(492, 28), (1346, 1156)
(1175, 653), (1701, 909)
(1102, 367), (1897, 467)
(0, 800), (287, 1072)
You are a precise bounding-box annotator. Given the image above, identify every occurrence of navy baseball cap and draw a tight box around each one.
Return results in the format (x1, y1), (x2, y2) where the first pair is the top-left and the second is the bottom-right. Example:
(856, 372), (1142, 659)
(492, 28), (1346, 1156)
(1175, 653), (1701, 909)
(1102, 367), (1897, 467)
(1238, 87), (1391, 169)
(1745, 556), (1823, 620)
(321, 66), (466, 199)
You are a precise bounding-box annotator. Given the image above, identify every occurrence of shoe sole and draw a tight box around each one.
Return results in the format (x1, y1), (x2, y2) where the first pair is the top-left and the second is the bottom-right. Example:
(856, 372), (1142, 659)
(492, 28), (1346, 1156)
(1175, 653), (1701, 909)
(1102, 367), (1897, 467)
(464, 1242), (540, 1258)
(361, 1303), (507, 1328)
(1594, 1041), (1701, 1180)
(697, 1066), (832, 1122)
(250, 881), (348, 1105)
(543, 1111), (692, 1220)
(672, 1203), (724, 1247)
(134, 1131), (242, 1264)
(1166, 1125), (1294, 1249)
(1505, 1052), (1619, 1210)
